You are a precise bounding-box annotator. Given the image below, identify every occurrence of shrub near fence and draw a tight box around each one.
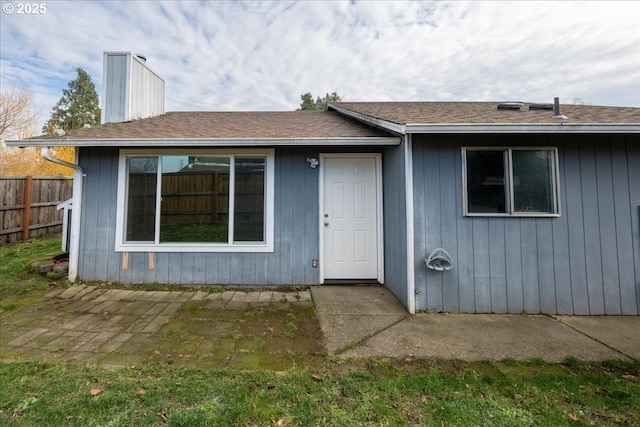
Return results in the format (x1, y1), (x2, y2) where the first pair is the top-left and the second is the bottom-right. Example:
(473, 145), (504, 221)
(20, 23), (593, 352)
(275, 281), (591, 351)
(0, 176), (73, 244)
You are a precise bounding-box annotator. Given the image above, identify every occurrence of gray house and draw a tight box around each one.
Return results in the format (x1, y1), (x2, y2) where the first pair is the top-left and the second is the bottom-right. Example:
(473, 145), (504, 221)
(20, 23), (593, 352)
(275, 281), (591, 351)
(9, 52), (640, 314)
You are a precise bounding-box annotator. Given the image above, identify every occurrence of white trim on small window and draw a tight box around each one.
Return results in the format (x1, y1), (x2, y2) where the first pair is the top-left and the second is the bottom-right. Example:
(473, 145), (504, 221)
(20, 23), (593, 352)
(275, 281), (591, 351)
(462, 147), (560, 217)
(115, 148), (275, 252)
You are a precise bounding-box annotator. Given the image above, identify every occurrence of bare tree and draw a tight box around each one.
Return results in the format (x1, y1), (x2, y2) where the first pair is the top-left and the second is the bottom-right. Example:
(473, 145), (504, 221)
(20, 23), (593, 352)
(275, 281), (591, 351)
(1, 86), (74, 176)
(0, 86), (40, 140)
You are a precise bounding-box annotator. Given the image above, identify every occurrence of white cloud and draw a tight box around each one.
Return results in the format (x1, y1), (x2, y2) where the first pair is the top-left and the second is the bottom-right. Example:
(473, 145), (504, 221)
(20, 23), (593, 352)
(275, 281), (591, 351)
(1, 0), (637, 131)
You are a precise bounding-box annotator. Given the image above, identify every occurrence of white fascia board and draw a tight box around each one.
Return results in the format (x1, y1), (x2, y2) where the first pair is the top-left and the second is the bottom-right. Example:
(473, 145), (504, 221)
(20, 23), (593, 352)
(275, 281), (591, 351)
(328, 104), (406, 134)
(405, 124), (640, 134)
(4, 137), (401, 148)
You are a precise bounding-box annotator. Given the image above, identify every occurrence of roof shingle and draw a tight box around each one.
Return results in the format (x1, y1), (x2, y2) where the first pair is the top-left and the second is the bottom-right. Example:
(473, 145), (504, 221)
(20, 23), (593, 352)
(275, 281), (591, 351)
(33, 110), (392, 141)
(10, 101), (638, 147)
(332, 101), (640, 125)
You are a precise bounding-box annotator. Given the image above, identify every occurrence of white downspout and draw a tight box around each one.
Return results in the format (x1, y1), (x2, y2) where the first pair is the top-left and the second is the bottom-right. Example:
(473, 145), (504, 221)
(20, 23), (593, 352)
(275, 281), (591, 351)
(41, 147), (83, 282)
(404, 135), (416, 314)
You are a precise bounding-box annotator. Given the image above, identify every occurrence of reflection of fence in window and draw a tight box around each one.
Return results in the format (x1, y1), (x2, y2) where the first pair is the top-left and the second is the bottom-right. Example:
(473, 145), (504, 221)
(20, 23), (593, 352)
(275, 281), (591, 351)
(156, 171), (264, 243)
(160, 172), (230, 225)
(157, 172), (228, 242)
(127, 172), (157, 241)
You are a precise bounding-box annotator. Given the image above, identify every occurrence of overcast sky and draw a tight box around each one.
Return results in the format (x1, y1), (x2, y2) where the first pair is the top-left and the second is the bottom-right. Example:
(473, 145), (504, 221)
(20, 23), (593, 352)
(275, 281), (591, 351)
(1, 0), (638, 129)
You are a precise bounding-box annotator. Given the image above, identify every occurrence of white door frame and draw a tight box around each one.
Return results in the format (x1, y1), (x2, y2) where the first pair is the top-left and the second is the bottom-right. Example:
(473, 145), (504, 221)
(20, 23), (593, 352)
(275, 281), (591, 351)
(318, 153), (384, 284)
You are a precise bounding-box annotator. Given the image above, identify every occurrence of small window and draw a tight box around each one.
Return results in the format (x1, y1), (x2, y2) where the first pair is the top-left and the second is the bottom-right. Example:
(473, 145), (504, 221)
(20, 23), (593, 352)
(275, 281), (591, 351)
(116, 149), (274, 252)
(463, 147), (559, 216)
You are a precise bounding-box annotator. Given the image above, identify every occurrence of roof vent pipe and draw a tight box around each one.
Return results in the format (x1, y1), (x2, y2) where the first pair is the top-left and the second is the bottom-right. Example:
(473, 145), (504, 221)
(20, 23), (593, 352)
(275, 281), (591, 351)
(552, 97), (567, 120)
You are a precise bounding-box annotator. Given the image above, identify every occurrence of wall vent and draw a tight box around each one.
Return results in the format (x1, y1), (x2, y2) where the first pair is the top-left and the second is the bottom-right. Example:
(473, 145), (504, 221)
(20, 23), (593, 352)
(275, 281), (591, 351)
(497, 102), (524, 110)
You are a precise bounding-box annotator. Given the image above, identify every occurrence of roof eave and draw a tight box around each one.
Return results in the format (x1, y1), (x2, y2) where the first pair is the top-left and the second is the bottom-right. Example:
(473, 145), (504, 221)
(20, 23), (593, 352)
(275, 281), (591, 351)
(329, 104), (639, 134)
(4, 136), (401, 148)
(328, 103), (406, 135)
(405, 124), (640, 134)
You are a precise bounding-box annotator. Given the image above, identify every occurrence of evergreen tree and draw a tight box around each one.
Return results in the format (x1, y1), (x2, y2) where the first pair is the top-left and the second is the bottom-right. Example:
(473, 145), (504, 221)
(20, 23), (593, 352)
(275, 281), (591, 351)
(43, 67), (101, 134)
(298, 91), (342, 110)
(299, 92), (317, 110)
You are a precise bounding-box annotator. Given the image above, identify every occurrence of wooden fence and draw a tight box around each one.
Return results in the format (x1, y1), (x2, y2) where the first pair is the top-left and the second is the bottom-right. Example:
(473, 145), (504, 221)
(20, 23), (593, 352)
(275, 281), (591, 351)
(128, 171), (263, 225)
(0, 176), (73, 244)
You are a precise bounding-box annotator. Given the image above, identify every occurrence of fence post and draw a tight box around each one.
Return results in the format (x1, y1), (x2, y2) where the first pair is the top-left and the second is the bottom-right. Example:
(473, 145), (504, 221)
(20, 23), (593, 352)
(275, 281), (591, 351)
(21, 176), (33, 240)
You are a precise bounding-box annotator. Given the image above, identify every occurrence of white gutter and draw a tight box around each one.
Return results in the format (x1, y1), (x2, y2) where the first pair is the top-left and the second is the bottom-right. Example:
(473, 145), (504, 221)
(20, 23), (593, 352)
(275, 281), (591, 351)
(405, 124), (639, 134)
(41, 147), (83, 282)
(6, 136), (401, 148)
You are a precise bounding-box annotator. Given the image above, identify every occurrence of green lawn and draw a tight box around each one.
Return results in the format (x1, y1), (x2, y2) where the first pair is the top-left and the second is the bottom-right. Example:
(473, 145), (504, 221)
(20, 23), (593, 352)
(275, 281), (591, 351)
(1, 235), (639, 426)
(1, 359), (638, 426)
(0, 234), (69, 301)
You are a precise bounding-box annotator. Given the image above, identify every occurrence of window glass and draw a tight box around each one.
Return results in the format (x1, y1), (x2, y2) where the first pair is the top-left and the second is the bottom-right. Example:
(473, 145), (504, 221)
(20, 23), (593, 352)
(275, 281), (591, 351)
(464, 148), (558, 216)
(234, 157), (265, 242)
(159, 156), (230, 243)
(466, 150), (506, 213)
(512, 150), (555, 213)
(118, 150), (273, 251)
(126, 157), (157, 241)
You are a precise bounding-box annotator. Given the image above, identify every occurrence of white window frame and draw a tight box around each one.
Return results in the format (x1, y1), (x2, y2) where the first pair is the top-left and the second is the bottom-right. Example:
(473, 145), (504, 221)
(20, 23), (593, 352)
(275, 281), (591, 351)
(462, 147), (560, 217)
(115, 148), (275, 252)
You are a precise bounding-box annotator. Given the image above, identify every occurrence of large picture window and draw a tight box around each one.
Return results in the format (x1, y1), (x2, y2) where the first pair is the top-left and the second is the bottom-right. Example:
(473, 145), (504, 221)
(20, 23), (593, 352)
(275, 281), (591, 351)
(462, 147), (559, 216)
(116, 149), (274, 252)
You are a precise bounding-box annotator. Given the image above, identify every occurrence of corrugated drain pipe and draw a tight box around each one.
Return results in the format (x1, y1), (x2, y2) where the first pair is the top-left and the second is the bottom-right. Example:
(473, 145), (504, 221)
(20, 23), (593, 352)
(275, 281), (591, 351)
(41, 147), (83, 282)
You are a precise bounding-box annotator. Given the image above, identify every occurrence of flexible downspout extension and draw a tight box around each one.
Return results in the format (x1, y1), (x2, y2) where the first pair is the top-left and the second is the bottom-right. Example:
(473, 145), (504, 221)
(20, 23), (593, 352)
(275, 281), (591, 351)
(41, 147), (83, 281)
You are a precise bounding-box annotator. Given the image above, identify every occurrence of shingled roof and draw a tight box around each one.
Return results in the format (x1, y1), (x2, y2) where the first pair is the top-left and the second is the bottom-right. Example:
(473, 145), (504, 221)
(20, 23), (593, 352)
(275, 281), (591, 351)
(7, 101), (638, 148)
(11, 110), (397, 147)
(331, 101), (640, 126)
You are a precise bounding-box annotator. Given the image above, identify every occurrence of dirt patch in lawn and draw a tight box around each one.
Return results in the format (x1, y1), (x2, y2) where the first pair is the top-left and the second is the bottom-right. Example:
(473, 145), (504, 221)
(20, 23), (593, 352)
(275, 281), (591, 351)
(147, 301), (325, 370)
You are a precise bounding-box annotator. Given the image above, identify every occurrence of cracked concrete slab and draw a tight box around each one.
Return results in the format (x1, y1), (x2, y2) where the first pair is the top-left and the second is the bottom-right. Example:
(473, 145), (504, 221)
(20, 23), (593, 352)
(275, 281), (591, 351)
(311, 285), (409, 354)
(557, 316), (640, 359)
(311, 286), (638, 362)
(338, 314), (626, 361)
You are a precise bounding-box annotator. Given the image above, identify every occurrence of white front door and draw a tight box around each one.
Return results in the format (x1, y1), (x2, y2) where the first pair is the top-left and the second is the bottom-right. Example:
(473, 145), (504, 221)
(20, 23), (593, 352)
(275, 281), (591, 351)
(322, 155), (380, 280)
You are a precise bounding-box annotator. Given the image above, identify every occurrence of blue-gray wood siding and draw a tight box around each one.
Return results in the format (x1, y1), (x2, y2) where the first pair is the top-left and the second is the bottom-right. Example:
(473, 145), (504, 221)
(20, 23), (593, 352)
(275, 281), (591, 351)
(412, 134), (639, 315)
(383, 141), (409, 307)
(77, 146), (388, 287)
(102, 54), (128, 123)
